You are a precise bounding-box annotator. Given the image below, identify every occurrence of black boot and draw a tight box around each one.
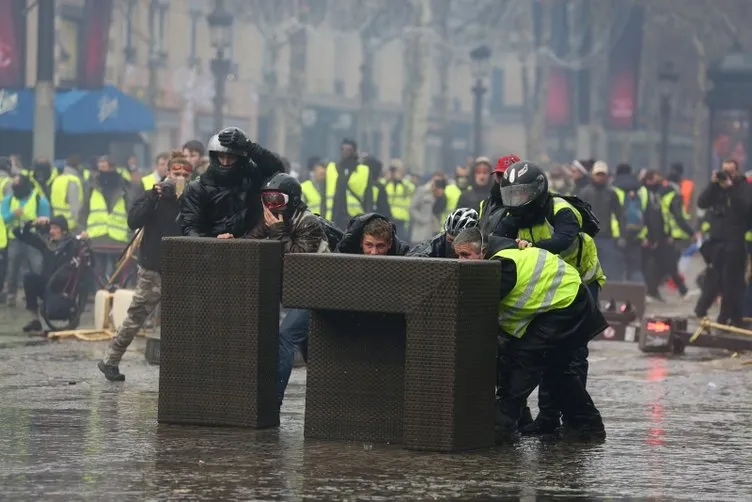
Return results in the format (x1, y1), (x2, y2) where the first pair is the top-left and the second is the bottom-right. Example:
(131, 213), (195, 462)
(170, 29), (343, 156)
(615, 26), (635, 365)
(98, 361), (125, 382)
(561, 419), (606, 442)
(520, 414), (562, 437)
(22, 320), (43, 333)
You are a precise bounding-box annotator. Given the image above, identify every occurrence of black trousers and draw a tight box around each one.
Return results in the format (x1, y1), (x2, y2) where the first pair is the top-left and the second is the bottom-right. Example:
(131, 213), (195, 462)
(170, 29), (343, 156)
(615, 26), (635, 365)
(23, 272), (46, 311)
(695, 243), (747, 324)
(643, 241), (687, 296)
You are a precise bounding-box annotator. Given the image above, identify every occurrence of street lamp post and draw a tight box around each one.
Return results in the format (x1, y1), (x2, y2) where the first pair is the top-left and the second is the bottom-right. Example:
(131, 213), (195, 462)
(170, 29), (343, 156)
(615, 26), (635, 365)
(470, 45), (491, 158)
(207, 0), (233, 132)
(658, 61), (678, 171)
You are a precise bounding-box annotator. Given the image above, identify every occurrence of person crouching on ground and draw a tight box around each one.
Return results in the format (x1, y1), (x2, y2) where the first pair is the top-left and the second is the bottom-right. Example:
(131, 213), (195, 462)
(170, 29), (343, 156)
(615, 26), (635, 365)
(245, 173), (330, 408)
(98, 151), (189, 382)
(453, 227), (607, 443)
(15, 216), (78, 332)
(336, 213), (410, 255)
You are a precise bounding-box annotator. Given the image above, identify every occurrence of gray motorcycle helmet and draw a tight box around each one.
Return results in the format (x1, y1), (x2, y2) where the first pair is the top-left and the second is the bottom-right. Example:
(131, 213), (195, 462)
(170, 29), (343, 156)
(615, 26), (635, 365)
(207, 127), (250, 158)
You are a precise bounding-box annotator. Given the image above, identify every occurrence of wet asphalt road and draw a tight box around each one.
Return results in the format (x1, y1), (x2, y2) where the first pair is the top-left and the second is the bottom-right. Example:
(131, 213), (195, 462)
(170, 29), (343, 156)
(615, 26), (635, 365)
(1, 285), (752, 500)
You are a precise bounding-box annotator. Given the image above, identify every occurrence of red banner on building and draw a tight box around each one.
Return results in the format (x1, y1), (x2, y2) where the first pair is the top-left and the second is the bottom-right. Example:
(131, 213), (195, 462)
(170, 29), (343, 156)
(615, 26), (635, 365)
(0, 0), (26, 88)
(77, 0), (113, 88)
(606, 7), (644, 130)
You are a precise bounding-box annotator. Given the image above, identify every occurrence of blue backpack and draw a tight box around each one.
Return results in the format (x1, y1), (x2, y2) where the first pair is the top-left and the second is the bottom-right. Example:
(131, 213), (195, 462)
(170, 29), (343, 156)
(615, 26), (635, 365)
(623, 191), (644, 233)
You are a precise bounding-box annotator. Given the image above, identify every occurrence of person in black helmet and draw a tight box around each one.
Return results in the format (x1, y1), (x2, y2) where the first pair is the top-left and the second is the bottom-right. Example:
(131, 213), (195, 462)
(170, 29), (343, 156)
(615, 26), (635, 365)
(180, 127), (285, 238)
(246, 173), (330, 409)
(493, 160), (605, 437)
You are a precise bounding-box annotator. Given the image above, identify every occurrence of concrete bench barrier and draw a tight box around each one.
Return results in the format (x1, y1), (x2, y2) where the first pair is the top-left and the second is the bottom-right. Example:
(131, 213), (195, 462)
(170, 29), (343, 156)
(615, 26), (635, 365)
(158, 238), (281, 429)
(283, 254), (501, 452)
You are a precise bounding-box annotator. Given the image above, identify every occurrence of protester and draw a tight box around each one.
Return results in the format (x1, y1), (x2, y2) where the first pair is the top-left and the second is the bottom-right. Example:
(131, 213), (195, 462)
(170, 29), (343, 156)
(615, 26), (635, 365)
(335, 213), (409, 256)
(457, 157), (493, 212)
(409, 177), (447, 244)
(382, 159), (414, 238)
(407, 207), (478, 258)
(324, 139), (373, 229)
(49, 155), (85, 233)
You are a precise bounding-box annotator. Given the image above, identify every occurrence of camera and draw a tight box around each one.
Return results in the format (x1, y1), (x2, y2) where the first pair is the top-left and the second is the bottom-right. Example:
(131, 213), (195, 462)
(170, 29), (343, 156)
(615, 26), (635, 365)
(715, 170), (728, 182)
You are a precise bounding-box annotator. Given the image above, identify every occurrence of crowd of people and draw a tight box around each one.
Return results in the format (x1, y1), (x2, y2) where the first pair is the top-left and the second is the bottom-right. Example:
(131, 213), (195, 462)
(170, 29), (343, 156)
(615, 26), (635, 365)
(8, 124), (749, 444)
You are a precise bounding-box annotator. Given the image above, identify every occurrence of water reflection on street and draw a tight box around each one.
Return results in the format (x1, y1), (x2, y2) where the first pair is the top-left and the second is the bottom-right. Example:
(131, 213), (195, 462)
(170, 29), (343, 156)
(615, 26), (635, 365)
(1, 333), (751, 500)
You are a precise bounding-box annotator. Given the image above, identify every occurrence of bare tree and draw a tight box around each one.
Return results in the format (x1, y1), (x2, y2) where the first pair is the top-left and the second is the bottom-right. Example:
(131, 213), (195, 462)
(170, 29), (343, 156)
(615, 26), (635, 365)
(401, 0), (433, 175)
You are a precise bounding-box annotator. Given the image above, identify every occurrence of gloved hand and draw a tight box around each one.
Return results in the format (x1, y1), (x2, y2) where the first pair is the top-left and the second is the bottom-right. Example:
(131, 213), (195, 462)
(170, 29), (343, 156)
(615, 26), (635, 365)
(218, 128), (253, 152)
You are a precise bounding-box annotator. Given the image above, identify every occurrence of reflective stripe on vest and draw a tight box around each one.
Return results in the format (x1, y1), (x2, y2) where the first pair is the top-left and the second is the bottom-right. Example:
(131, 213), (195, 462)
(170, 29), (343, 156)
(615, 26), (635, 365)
(661, 191), (690, 240)
(142, 172), (159, 191)
(517, 196), (605, 286)
(301, 179), (324, 215)
(50, 173), (83, 231)
(324, 162), (370, 220)
(383, 180), (414, 223)
(86, 189), (129, 242)
(492, 247), (581, 338)
(9, 191), (39, 239)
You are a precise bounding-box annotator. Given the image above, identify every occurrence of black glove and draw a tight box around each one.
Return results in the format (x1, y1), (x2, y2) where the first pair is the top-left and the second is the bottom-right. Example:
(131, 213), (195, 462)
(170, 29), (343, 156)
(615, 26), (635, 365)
(218, 128), (253, 152)
(156, 180), (176, 199)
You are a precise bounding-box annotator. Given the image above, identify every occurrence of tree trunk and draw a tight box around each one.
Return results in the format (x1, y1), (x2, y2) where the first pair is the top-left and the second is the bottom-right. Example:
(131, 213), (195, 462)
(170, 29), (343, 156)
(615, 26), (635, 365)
(286, 23), (307, 161)
(434, 0), (453, 174)
(263, 39), (283, 152)
(691, 31), (709, 181)
(358, 43), (376, 151)
(528, 2), (553, 161)
(401, 0), (432, 175)
(589, 0), (611, 162)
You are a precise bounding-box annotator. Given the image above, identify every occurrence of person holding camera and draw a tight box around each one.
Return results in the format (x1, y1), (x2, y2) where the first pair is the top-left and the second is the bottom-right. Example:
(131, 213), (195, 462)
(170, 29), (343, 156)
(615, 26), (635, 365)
(98, 150), (189, 382)
(695, 159), (752, 326)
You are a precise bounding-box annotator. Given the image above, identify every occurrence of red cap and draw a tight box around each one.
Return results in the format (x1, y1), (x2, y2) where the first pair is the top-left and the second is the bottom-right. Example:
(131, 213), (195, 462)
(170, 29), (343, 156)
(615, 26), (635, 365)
(495, 154), (521, 174)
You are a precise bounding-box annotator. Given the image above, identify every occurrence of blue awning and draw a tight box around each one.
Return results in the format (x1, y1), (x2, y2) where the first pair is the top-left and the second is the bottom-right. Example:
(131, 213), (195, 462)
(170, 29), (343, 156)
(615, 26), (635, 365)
(56, 85), (155, 134)
(0, 88), (35, 131)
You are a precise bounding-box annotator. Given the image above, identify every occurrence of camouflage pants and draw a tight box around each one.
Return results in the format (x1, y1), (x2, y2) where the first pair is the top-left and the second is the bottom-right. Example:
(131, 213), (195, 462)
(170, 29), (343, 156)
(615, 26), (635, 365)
(104, 267), (161, 366)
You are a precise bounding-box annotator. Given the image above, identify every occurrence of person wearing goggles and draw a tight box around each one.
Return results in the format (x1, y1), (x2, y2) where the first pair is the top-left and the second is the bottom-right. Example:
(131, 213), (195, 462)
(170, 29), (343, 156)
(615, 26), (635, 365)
(98, 151), (188, 382)
(407, 207), (479, 258)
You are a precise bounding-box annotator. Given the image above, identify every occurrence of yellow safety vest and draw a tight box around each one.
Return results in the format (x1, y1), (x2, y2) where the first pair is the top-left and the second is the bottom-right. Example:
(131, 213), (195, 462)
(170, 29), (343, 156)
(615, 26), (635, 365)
(21, 168), (57, 195)
(50, 173), (84, 231)
(301, 179), (324, 215)
(382, 179), (414, 223)
(661, 191), (690, 240)
(86, 189), (129, 242)
(142, 172), (159, 191)
(324, 161), (370, 220)
(444, 184), (465, 222)
(491, 247), (582, 338)
(8, 191), (39, 240)
(517, 196), (605, 286)
(613, 186), (648, 239)
(116, 167), (132, 182)
(0, 177), (9, 249)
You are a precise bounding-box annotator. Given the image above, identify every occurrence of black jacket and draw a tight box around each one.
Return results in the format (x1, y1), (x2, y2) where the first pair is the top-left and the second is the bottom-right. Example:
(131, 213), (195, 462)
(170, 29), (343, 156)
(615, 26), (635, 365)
(697, 176), (752, 247)
(335, 213), (409, 255)
(457, 183), (491, 213)
(128, 185), (182, 272)
(577, 183), (622, 238)
(612, 173), (641, 193)
(407, 232), (453, 258)
(478, 184), (505, 237)
(485, 235), (607, 342)
(14, 223), (79, 280)
(180, 145), (284, 237)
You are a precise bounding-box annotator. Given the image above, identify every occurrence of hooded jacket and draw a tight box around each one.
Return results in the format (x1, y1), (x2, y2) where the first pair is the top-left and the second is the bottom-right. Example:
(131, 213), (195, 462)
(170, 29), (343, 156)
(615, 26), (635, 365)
(245, 205), (329, 254)
(457, 182), (491, 213)
(13, 222), (78, 280)
(479, 183), (505, 237)
(407, 232), (454, 258)
(335, 212), (409, 255)
(180, 144), (284, 237)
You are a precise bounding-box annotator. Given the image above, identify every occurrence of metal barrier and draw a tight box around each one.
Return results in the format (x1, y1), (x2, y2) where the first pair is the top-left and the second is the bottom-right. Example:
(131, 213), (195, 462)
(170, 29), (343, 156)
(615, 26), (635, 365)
(598, 282), (646, 342)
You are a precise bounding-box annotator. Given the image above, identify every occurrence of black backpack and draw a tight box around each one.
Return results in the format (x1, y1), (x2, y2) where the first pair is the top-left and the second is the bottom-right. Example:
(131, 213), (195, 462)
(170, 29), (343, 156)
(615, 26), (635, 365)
(313, 214), (344, 251)
(552, 195), (600, 237)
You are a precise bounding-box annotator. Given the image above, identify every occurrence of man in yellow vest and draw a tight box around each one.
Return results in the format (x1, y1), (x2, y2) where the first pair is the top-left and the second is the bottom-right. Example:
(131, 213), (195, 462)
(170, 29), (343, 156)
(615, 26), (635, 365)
(0, 158), (13, 300)
(49, 155), (86, 234)
(324, 139), (372, 229)
(1, 175), (51, 307)
(301, 160), (326, 215)
(453, 227), (607, 443)
(23, 158), (57, 200)
(79, 157), (131, 282)
(141, 152), (169, 192)
(382, 159), (414, 238)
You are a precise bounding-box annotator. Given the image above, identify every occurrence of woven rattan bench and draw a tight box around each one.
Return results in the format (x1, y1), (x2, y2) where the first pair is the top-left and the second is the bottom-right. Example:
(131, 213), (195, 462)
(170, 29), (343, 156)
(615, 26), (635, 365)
(283, 253), (500, 452)
(158, 238), (281, 428)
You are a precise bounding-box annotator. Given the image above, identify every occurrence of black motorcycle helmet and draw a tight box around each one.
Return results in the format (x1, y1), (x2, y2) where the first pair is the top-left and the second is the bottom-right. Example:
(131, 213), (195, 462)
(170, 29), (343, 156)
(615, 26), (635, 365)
(261, 173), (303, 217)
(207, 127), (249, 169)
(499, 161), (549, 211)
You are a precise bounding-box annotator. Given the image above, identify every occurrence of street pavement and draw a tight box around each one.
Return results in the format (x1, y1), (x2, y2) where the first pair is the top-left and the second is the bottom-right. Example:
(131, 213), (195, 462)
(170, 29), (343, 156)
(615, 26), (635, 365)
(1, 267), (751, 500)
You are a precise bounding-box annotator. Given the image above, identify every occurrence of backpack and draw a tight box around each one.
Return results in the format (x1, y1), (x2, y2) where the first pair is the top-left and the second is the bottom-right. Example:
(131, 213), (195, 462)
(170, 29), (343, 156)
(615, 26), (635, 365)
(552, 195), (600, 237)
(623, 191), (644, 233)
(313, 214), (344, 251)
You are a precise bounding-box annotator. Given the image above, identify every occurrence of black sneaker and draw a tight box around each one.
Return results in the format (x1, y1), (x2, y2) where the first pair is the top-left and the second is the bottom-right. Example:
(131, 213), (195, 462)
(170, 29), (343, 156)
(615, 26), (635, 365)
(98, 361), (125, 382)
(22, 320), (43, 333)
(520, 415), (562, 436)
